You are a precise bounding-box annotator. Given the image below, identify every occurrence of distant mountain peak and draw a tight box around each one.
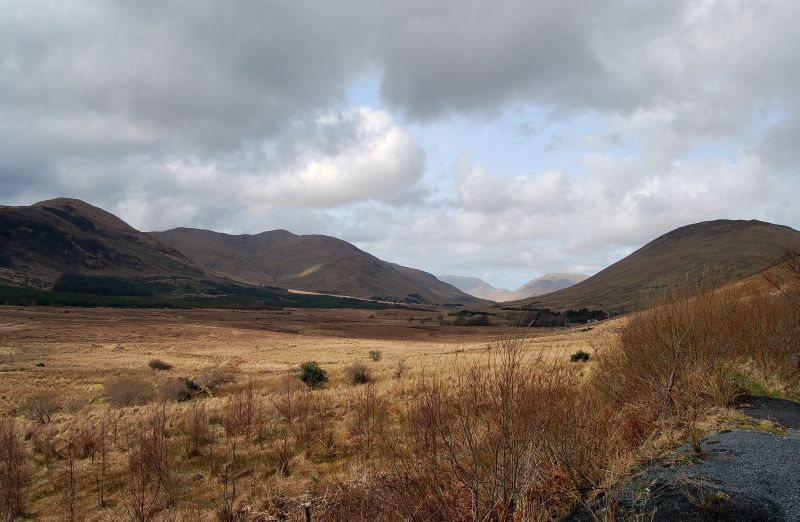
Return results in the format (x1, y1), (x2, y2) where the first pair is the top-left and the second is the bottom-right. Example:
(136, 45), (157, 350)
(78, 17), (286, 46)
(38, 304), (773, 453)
(439, 273), (588, 302)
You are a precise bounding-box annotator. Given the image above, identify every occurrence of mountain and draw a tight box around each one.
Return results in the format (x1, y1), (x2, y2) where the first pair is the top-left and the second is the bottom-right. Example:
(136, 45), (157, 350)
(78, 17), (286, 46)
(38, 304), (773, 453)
(0, 198), (477, 305)
(509, 273), (589, 300)
(438, 275), (512, 301)
(0, 198), (203, 288)
(440, 273), (588, 302)
(150, 228), (478, 304)
(511, 219), (800, 313)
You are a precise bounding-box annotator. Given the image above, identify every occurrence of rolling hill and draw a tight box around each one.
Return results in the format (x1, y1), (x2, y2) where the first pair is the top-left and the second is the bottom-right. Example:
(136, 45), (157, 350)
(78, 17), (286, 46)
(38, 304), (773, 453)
(151, 227), (478, 304)
(440, 273), (588, 302)
(0, 198), (204, 288)
(511, 219), (800, 313)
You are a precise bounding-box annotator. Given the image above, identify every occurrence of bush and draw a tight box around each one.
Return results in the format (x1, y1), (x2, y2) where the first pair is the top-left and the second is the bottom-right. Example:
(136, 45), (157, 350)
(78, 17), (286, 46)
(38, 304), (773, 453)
(0, 417), (28, 520)
(21, 393), (61, 424)
(194, 366), (237, 393)
(593, 280), (748, 413)
(368, 350), (383, 362)
(298, 361), (328, 389)
(159, 378), (192, 402)
(148, 358), (172, 371)
(464, 314), (492, 326)
(393, 358), (409, 380)
(346, 362), (371, 385)
(105, 377), (156, 407)
(570, 350), (591, 363)
(63, 397), (87, 414)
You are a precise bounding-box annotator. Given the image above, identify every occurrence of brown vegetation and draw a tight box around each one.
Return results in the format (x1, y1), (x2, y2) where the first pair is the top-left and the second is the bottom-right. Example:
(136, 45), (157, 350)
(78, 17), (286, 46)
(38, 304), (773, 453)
(147, 359), (172, 371)
(0, 262), (796, 519)
(106, 378), (156, 408)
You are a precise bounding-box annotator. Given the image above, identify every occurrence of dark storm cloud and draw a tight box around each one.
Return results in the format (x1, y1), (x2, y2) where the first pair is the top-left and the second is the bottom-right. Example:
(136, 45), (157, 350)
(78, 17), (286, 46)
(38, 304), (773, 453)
(0, 1), (371, 153)
(376, 1), (644, 120)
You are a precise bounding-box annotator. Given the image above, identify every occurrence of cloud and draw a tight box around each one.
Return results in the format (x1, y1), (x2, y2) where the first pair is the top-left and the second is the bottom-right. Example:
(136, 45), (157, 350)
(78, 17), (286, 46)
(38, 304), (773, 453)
(246, 108), (425, 207)
(1, 0), (799, 289)
(73, 108), (424, 230)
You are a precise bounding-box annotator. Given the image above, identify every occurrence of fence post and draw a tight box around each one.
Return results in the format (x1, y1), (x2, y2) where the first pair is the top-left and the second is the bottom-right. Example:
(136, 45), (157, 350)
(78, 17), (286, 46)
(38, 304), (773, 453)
(302, 502), (312, 522)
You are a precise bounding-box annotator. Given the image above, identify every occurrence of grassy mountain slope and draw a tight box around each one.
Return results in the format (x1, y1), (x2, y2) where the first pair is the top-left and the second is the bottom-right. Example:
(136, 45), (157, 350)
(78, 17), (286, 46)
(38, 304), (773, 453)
(511, 219), (800, 313)
(151, 228), (478, 304)
(0, 198), (203, 288)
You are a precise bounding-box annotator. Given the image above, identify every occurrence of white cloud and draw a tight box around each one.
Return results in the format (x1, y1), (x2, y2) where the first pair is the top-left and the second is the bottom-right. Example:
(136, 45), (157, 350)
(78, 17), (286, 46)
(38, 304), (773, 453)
(246, 108), (425, 207)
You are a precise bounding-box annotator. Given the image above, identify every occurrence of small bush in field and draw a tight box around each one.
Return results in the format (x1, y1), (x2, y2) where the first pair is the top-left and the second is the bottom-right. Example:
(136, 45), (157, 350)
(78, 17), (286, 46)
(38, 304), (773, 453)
(105, 377), (155, 407)
(393, 358), (409, 380)
(570, 350), (591, 363)
(21, 393), (61, 424)
(159, 378), (192, 402)
(464, 314), (491, 326)
(63, 397), (87, 414)
(298, 361), (328, 389)
(148, 358), (172, 370)
(195, 366), (237, 393)
(368, 350), (383, 362)
(346, 362), (371, 385)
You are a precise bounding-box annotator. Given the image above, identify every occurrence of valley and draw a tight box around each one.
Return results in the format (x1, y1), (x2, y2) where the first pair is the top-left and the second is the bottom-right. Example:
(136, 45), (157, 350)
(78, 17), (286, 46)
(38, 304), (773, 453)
(1, 200), (799, 521)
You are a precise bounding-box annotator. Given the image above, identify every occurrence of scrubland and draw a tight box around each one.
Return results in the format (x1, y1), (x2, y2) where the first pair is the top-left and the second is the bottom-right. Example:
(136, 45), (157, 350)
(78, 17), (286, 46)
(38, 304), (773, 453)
(0, 263), (798, 521)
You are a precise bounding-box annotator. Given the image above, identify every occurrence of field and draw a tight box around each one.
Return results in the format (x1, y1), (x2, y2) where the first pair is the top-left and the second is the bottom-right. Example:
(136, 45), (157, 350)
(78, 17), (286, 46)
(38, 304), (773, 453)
(0, 306), (610, 407)
(0, 306), (614, 521)
(0, 268), (796, 521)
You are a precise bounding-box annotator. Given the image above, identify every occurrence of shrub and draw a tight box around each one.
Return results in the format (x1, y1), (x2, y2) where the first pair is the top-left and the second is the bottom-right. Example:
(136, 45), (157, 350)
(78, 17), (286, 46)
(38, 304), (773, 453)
(105, 377), (156, 407)
(63, 397), (87, 414)
(148, 358), (173, 371)
(194, 366), (237, 394)
(159, 378), (192, 402)
(570, 350), (591, 363)
(346, 362), (371, 385)
(21, 393), (61, 423)
(593, 279), (751, 413)
(299, 361), (329, 389)
(0, 417), (28, 520)
(464, 314), (492, 326)
(381, 337), (588, 520)
(368, 350), (383, 362)
(393, 358), (409, 380)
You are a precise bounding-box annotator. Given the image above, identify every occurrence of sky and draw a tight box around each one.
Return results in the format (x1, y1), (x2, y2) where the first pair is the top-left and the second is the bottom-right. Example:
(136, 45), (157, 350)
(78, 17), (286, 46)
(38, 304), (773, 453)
(1, 1), (799, 290)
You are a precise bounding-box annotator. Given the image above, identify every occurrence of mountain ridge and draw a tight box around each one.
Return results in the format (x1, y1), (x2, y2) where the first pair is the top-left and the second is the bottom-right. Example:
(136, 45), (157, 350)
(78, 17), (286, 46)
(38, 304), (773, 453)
(0, 198), (478, 304)
(0, 198), (204, 288)
(440, 273), (589, 302)
(510, 219), (800, 313)
(151, 227), (478, 304)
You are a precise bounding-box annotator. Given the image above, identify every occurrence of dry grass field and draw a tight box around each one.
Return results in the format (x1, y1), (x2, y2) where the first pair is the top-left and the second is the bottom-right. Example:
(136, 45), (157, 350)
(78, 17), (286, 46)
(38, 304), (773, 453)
(0, 265), (796, 521)
(0, 306), (611, 412)
(0, 305), (617, 521)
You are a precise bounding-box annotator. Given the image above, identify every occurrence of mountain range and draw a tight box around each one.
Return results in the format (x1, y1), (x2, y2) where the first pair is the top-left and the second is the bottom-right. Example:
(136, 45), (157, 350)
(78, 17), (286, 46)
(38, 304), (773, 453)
(2, 199), (799, 313)
(0, 198), (477, 305)
(150, 227), (477, 304)
(439, 273), (588, 302)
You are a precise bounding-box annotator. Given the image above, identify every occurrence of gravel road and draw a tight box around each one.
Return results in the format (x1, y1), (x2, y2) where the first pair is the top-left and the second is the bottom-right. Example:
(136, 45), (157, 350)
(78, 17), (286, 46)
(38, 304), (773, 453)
(564, 396), (800, 521)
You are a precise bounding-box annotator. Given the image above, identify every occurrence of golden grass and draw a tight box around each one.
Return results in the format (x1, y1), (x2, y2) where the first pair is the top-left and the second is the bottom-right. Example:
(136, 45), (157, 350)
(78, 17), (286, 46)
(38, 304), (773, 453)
(0, 305), (617, 520)
(1, 263), (795, 521)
